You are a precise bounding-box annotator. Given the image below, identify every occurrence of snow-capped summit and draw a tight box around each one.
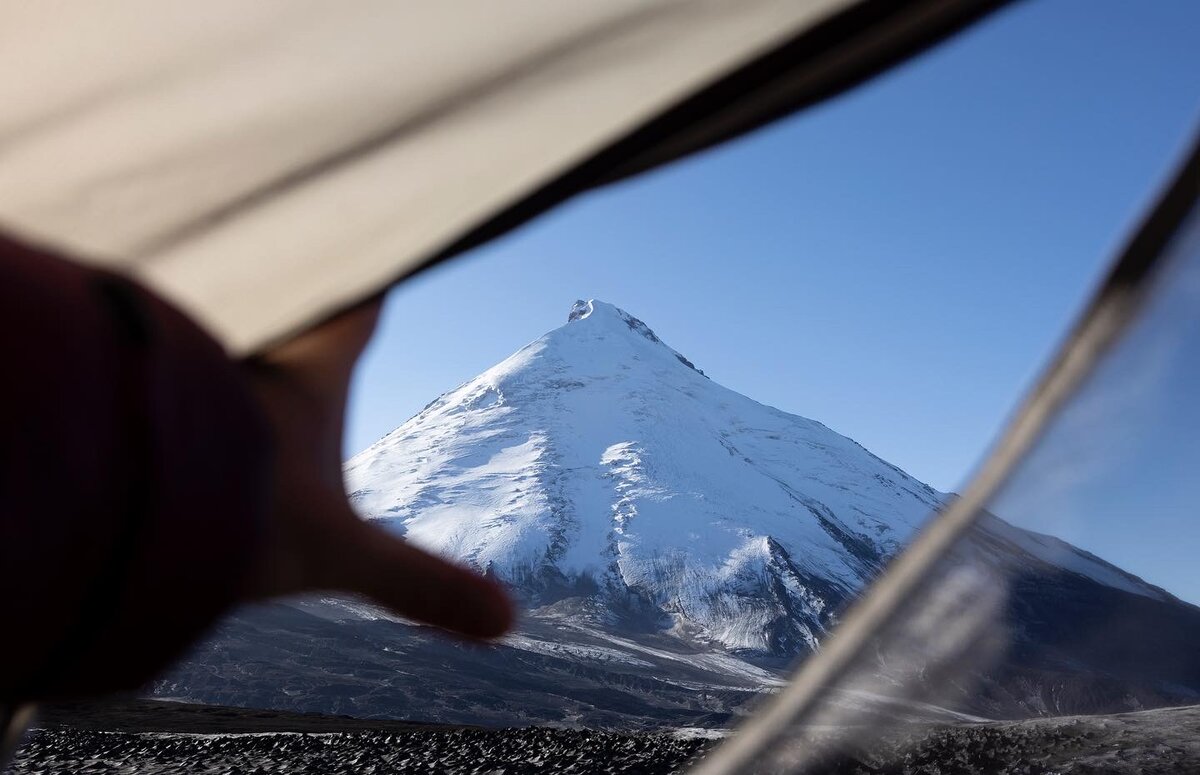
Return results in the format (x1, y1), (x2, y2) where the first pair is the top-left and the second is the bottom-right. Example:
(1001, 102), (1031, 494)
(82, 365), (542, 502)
(565, 299), (705, 374)
(346, 299), (950, 654)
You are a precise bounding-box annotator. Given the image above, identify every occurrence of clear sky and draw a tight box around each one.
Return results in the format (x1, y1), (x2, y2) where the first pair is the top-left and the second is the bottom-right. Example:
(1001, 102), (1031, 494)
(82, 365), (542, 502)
(347, 2), (1199, 588)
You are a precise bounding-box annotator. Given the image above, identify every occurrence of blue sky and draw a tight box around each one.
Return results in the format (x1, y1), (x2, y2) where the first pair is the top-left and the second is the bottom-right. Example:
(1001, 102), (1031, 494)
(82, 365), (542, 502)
(348, 2), (1199, 592)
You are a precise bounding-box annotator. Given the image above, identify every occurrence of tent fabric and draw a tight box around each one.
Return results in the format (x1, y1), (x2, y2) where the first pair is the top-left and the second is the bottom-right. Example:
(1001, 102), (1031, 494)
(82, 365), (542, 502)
(0, 0), (1005, 355)
(0, 1), (848, 353)
(692, 133), (1200, 774)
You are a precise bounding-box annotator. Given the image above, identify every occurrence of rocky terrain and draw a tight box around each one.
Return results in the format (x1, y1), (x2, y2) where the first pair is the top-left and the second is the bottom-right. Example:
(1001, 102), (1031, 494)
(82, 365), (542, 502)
(8, 726), (706, 775)
(7, 700), (1200, 774)
(814, 703), (1200, 774)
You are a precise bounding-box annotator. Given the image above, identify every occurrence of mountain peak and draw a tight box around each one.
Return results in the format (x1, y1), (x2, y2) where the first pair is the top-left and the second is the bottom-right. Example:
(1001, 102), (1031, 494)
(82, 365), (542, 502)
(564, 298), (705, 376)
(567, 298), (635, 327)
(567, 298), (595, 322)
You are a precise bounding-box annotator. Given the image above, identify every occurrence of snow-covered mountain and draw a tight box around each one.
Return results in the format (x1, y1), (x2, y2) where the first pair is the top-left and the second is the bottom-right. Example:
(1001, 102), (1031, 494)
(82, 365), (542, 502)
(158, 300), (1200, 726)
(344, 299), (1166, 657)
(345, 300), (942, 655)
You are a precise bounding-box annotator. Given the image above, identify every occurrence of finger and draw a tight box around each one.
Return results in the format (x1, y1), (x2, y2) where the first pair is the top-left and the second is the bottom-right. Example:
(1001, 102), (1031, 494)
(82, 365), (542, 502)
(334, 521), (515, 639)
(247, 295), (385, 461)
(261, 295), (384, 378)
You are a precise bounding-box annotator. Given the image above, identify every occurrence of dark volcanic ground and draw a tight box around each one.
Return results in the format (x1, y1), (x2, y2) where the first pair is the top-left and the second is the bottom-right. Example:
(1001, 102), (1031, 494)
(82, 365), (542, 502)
(8, 726), (708, 775)
(7, 700), (1200, 774)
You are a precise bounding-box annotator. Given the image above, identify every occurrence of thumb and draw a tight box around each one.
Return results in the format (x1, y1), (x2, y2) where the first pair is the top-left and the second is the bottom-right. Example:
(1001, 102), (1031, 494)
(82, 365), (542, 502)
(330, 520), (515, 639)
(264, 296), (383, 379)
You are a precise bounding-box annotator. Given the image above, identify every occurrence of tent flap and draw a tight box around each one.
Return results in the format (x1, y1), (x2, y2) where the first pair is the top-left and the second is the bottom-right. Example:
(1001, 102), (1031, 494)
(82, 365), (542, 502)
(0, 0), (1008, 353)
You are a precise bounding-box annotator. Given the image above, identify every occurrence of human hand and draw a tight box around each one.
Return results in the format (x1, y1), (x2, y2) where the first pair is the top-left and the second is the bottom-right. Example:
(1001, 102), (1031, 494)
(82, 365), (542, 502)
(242, 298), (514, 638)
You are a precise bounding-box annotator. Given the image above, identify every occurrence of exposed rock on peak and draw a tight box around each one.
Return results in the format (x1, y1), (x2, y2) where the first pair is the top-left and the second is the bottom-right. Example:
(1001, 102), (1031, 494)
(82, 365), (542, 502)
(567, 299), (593, 322)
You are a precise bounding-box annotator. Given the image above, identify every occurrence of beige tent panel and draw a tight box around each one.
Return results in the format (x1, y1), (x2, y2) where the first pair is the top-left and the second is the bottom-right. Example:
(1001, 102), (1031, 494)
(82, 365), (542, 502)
(0, 0), (858, 353)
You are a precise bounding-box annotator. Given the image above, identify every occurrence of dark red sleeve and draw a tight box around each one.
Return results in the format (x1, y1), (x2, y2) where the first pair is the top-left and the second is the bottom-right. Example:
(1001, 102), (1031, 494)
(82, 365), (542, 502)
(0, 233), (273, 702)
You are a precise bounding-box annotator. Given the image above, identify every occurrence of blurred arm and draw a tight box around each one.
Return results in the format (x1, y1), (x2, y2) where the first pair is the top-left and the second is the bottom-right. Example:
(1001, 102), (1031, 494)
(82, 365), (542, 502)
(0, 233), (272, 701)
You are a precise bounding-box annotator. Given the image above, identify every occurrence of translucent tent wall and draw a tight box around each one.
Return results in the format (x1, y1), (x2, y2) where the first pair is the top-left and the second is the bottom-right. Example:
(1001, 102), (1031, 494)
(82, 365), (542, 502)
(694, 137), (1200, 774)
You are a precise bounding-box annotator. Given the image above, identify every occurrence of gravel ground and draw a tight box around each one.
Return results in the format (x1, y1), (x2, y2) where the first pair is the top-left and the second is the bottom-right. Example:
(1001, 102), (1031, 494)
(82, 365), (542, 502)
(7, 703), (1200, 774)
(6, 727), (710, 774)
